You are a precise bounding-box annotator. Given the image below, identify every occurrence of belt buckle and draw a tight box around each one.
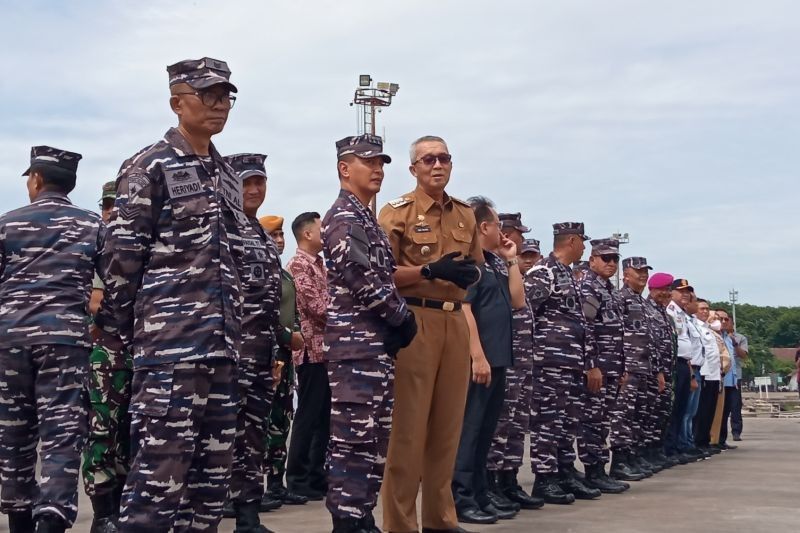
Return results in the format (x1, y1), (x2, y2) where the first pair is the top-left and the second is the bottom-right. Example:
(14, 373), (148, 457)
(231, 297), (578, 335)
(442, 301), (455, 312)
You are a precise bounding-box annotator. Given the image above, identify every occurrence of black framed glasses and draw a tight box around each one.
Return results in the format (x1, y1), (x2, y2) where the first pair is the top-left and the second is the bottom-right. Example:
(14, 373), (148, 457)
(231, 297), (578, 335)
(413, 153), (452, 166)
(175, 89), (236, 109)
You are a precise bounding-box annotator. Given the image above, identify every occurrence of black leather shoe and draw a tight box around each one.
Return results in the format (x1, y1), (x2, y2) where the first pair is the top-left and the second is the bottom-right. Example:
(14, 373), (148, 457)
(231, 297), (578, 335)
(583, 463), (627, 494)
(532, 473), (575, 505)
(90, 516), (120, 533)
(502, 482), (544, 510)
(331, 516), (369, 533)
(292, 487), (325, 501)
(719, 443), (738, 450)
(703, 446), (722, 455)
(361, 513), (381, 533)
(457, 507), (498, 525)
(487, 490), (520, 512)
(481, 502), (516, 520)
(268, 484), (309, 505)
(558, 470), (601, 500)
(259, 493), (283, 512)
(732, 434), (742, 441)
(35, 514), (67, 533)
(610, 453), (646, 481)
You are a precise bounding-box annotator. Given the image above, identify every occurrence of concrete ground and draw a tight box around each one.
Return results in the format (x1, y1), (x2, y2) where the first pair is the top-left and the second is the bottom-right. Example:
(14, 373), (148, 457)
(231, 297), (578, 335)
(3, 417), (798, 532)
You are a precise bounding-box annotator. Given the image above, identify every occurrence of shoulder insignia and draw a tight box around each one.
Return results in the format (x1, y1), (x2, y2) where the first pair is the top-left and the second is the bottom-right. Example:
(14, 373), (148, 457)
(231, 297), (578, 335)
(388, 196), (413, 209)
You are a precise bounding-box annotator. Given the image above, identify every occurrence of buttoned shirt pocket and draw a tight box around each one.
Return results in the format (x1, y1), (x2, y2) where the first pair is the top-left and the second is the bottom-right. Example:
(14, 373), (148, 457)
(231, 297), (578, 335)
(409, 231), (438, 263)
(166, 194), (212, 251)
(450, 228), (473, 256)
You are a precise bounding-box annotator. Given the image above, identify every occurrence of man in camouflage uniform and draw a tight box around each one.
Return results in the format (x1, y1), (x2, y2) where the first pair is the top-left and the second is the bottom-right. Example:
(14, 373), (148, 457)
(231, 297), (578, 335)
(223, 154), (283, 532)
(486, 217), (543, 511)
(258, 215), (308, 510)
(526, 222), (602, 504)
(94, 57), (248, 532)
(576, 239), (629, 494)
(610, 257), (661, 481)
(82, 180), (134, 533)
(644, 272), (679, 468)
(323, 135), (417, 533)
(0, 146), (104, 533)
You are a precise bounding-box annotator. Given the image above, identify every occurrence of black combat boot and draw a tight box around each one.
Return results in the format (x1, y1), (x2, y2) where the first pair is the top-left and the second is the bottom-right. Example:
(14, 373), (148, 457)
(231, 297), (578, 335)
(630, 451), (654, 477)
(610, 450), (645, 481)
(331, 516), (369, 533)
(34, 514), (67, 533)
(583, 463), (627, 494)
(500, 469), (544, 509)
(266, 480), (309, 506)
(557, 465), (601, 500)
(258, 491), (283, 512)
(8, 509), (35, 533)
(486, 471), (520, 512)
(361, 512), (381, 533)
(637, 448), (662, 473)
(90, 492), (120, 533)
(234, 501), (275, 533)
(532, 473), (575, 505)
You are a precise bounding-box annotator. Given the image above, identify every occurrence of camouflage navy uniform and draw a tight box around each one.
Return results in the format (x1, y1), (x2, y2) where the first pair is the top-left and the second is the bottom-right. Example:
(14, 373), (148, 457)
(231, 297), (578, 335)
(224, 154), (283, 510)
(645, 295), (676, 448)
(0, 147), (104, 528)
(94, 58), (247, 532)
(82, 180), (134, 520)
(577, 241), (625, 469)
(525, 223), (596, 476)
(610, 258), (657, 457)
(322, 135), (415, 528)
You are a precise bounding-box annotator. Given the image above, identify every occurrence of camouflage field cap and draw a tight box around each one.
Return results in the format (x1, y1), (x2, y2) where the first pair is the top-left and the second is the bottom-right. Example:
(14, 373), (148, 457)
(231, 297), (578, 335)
(23, 145), (82, 177)
(622, 256), (652, 270)
(520, 238), (541, 254)
(259, 215), (284, 233)
(590, 238), (620, 255)
(99, 180), (116, 202)
(336, 134), (391, 163)
(225, 153), (267, 180)
(553, 222), (589, 241)
(573, 260), (590, 272)
(499, 212), (530, 233)
(167, 57), (238, 92)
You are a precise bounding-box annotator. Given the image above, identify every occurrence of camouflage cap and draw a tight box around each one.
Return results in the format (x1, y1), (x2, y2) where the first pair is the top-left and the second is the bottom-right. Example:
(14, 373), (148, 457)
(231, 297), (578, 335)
(590, 238), (620, 255)
(553, 222), (589, 241)
(670, 278), (694, 291)
(622, 256), (652, 270)
(167, 57), (238, 92)
(573, 260), (590, 272)
(499, 212), (530, 233)
(225, 153), (267, 180)
(336, 134), (391, 163)
(520, 238), (541, 254)
(99, 180), (116, 202)
(23, 145), (82, 177)
(259, 215), (284, 233)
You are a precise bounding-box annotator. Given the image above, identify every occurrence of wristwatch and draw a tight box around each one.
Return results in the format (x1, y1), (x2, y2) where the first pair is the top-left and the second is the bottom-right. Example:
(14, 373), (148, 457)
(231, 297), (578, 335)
(421, 264), (433, 279)
(506, 258), (519, 267)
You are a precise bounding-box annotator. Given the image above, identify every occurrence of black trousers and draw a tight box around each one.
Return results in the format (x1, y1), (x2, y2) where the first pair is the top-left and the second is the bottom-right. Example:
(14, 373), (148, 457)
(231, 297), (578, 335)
(719, 386), (738, 445)
(693, 378), (719, 447)
(286, 361), (331, 493)
(730, 379), (743, 437)
(452, 367), (506, 512)
(665, 361), (691, 454)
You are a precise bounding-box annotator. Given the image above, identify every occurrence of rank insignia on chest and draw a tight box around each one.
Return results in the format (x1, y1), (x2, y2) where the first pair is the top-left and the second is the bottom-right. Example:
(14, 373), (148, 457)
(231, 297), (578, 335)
(414, 225), (432, 233)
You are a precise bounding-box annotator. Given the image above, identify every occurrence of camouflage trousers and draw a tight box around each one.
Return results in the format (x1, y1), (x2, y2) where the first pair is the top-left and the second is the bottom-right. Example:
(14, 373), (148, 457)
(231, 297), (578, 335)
(609, 372), (650, 452)
(326, 355), (394, 520)
(264, 360), (295, 484)
(0, 345), (88, 526)
(641, 373), (663, 447)
(654, 378), (673, 446)
(487, 353), (533, 472)
(82, 344), (133, 497)
(577, 373), (621, 466)
(119, 360), (238, 533)
(529, 366), (583, 474)
(230, 358), (273, 504)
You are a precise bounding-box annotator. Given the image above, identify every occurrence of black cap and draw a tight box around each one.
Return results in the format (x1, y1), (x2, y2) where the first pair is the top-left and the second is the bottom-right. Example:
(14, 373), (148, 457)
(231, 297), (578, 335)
(335, 134), (391, 163)
(671, 278), (694, 291)
(23, 145), (82, 178)
(499, 212), (530, 233)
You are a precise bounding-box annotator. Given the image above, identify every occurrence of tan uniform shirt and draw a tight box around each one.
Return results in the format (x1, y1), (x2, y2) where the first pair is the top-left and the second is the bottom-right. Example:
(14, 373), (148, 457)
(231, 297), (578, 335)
(378, 186), (483, 302)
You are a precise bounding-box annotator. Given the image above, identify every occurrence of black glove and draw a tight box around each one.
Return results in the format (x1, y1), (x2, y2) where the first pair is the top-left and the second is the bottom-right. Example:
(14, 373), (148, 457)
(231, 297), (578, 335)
(385, 310), (418, 359)
(427, 251), (480, 289)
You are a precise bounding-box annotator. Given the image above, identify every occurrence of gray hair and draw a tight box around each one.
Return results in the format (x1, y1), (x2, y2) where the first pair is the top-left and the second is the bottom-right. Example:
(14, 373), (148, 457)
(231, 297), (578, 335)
(409, 135), (448, 163)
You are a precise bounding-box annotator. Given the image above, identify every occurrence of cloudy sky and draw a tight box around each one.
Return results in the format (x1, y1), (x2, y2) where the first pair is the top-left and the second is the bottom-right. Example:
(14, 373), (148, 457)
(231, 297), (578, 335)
(1, 0), (797, 305)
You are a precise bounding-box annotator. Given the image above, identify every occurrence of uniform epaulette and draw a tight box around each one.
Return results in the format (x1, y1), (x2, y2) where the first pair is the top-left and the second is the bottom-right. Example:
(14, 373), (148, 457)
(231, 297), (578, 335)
(387, 196), (413, 209)
(451, 196), (470, 207)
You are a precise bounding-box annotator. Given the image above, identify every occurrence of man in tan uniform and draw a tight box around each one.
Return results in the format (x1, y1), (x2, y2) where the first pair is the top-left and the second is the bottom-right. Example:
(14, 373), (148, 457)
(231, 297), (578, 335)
(379, 135), (483, 533)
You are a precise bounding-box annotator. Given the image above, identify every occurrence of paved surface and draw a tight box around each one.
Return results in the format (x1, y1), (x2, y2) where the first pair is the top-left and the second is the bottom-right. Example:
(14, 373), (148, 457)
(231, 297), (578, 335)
(2, 418), (797, 532)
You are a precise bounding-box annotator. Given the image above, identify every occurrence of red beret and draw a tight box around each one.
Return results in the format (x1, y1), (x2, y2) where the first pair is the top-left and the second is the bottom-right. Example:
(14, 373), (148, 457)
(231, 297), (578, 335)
(648, 272), (674, 290)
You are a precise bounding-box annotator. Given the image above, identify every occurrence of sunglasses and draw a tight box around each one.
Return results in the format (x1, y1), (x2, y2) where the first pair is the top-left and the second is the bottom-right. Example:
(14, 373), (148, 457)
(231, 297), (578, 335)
(597, 254), (619, 263)
(413, 153), (453, 166)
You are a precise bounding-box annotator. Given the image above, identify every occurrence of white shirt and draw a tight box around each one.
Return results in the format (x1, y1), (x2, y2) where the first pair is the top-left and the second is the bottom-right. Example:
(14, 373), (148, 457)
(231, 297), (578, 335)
(667, 301), (692, 361)
(686, 316), (706, 367)
(697, 319), (721, 381)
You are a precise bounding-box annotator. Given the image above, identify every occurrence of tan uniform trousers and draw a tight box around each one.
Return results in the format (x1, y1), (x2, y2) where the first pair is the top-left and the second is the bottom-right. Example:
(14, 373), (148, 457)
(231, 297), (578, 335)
(710, 390), (726, 445)
(381, 305), (470, 532)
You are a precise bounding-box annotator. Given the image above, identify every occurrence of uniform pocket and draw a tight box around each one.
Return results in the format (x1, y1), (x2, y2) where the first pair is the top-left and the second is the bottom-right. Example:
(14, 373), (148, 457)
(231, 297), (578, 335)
(409, 231), (439, 263)
(129, 364), (174, 418)
(165, 195), (212, 251)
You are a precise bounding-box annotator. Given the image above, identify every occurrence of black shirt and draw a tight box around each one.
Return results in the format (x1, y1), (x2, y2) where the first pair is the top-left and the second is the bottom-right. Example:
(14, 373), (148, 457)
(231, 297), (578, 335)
(465, 250), (513, 368)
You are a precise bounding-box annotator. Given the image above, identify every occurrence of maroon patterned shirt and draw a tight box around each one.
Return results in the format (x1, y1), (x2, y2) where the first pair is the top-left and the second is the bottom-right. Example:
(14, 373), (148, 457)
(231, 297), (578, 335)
(288, 248), (329, 365)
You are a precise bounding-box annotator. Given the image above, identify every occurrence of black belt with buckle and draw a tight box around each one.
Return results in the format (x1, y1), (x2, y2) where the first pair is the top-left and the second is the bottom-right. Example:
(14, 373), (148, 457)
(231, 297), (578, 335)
(405, 296), (462, 312)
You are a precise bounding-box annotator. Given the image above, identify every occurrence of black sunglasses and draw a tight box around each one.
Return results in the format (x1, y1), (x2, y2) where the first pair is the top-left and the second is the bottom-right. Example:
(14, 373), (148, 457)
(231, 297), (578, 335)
(597, 254), (619, 263)
(413, 153), (452, 166)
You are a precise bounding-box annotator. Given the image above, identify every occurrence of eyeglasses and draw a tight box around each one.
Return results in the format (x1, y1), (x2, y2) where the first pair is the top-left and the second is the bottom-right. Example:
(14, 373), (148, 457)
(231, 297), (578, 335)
(413, 153), (452, 166)
(720, 317), (731, 322)
(597, 254), (619, 263)
(174, 89), (237, 109)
